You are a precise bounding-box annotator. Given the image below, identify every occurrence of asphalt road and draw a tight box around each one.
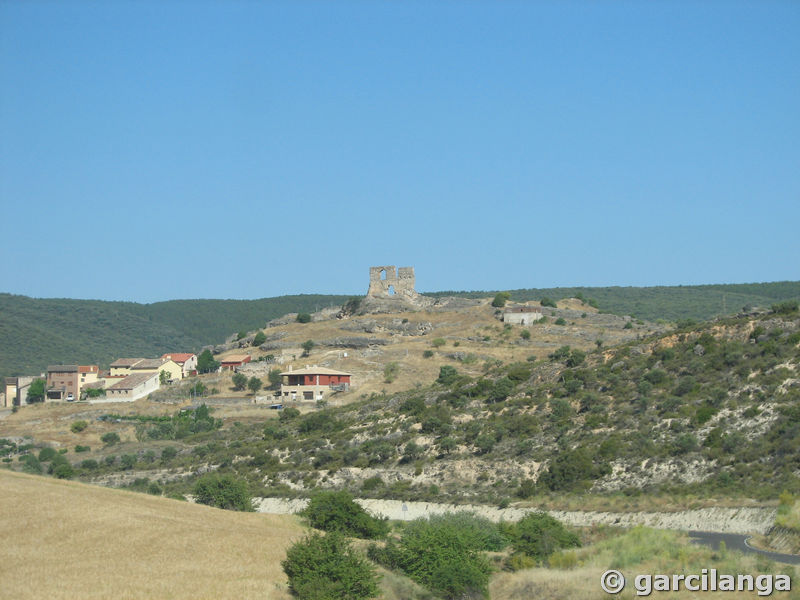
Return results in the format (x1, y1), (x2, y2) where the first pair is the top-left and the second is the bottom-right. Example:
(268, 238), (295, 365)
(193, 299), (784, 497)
(689, 531), (800, 565)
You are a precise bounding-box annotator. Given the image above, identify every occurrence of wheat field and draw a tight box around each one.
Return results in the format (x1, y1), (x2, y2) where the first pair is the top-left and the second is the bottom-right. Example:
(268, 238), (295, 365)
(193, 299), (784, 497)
(0, 470), (303, 599)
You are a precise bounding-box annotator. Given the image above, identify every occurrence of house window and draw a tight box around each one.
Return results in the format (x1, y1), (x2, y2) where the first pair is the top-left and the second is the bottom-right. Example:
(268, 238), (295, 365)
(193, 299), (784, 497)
(303, 391), (313, 400)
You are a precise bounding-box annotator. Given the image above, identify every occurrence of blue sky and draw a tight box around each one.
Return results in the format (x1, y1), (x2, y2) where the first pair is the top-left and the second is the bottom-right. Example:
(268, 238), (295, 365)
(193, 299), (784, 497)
(1, 1), (798, 302)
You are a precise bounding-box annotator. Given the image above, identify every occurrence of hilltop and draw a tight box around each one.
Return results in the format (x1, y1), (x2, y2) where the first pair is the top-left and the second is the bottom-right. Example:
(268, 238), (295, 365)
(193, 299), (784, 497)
(3, 280), (798, 380)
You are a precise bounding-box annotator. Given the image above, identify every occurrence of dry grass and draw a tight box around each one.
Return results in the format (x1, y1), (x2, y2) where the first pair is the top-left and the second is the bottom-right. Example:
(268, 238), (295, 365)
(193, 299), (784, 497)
(0, 470), (304, 599)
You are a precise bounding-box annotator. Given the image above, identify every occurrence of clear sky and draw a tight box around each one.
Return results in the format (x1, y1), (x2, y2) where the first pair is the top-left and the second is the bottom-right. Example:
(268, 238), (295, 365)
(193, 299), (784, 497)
(1, 1), (798, 303)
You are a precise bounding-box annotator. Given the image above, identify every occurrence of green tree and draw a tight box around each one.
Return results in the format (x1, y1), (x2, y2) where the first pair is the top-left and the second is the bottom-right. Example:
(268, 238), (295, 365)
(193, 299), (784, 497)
(159, 370), (170, 385)
(540, 297), (557, 308)
(268, 368), (283, 389)
(196, 349), (220, 374)
(247, 376), (263, 394)
(296, 313), (312, 323)
(507, 512), (580, 561)
(193, 473), (253, 511)
(301, 340), (315, 357)
(253, 331), (267, 346)
(282, 532), (380, 600)
(232, 372), (248, 391)
(492, 291), (511, 307)
(301, 490), (388, 539)
(27, 378), (46, 403)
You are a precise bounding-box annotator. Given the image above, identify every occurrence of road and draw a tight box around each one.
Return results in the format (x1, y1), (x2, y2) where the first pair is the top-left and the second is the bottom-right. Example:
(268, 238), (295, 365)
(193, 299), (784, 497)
(689, 531), (800, 565)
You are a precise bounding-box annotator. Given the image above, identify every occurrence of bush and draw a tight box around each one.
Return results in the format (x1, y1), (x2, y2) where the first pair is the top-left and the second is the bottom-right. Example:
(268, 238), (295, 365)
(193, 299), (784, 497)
(301, 340), (315, 357)
(120, 454), (137, 469)
(520, 329), (531, 340)
(296, 313), (312, 323)
(161, 446), (178, 461)
(540, 297), (557, 308)
(21, 454), (42, 474)
(422, 350), (434, 359)
(101, 432), (120, 446)
(301, 490), (388, 539)
(492, 292), (511, 307)
(70, 420), (89, 433)
(253, 331), (267, 346)
(507, 512), (580, 561)
(437, 366), (459, 386)
(80, 459), (99, 470)
(38, 447), (57, 462)
(372, 516), (492, 599)
(383, 362), (400, 384)
(772, 301), (799, 314)
(432, 338), (446, 348)
(282, 532), (380, 600)
(554, 317), (567, 326)
(193, 473), (254, 511)
(74, 445), (91, 453)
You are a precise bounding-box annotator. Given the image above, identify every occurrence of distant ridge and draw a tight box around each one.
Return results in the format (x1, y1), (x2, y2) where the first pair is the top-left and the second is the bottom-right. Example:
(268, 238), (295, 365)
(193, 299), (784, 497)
(2, 281), (798, 379)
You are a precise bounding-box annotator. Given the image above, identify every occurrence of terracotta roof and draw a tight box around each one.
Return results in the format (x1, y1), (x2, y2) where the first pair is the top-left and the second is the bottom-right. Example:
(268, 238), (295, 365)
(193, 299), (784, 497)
(79, 365), (99, 373)
(107, 372), (158, 391)
(47, 365), (78, 373)
(110, 358), (145, 368)
(131, 358), (170, 370)
(280, 366), (351, 376)
(161, 353), (195, 364)
(220, 354), (251, 364)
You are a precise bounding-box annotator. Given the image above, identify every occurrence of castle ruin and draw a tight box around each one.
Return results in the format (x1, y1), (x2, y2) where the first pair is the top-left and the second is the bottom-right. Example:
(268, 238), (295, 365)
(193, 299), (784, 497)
(366, 266), (420, 300)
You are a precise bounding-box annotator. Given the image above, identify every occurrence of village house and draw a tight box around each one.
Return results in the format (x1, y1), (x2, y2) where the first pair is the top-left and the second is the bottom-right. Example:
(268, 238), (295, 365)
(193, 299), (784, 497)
(220, 354), (252, 371)
(3, 375), (38, 407)
(161, 353), (197, 378)
(109, 358), (146, 377)
(45, 365), (100, 401)
(104, 372), (160, 402)
(278, 365), (351, 402)
(130, 357), (182, 382)
(502, 306), (544, 325)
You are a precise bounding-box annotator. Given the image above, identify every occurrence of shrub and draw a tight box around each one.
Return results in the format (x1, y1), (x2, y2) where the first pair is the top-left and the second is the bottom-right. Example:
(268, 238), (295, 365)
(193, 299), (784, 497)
(301, 340), (315, 357)
(21, 454), (42, 474)
(253, 331), (267, 346)
(520, 329), (531, 340)
(38, 447), (57, 462)
(282, 532), (380, 600)
(492, 292), (511, 307)
(74, 445), (90, 453)
(296, 313), (312, 323)
(193, 473), (254, 511)
(161, 446), (178, 461)
(383, 362), (400, 384)
(70, 420), (89, 433)
(101, 432), (120, 446)
(507, 512), (580, 561)
(80, 459), (98, 470)
(120, 454), (137, 469)
(554, 317), (567, 326)
(437, 365), (459, 386)
(301, 490), (388, 539)
(422, 350), (434, 359)
(432, 338), (446, 349)
(540, 297), (557, 308)
(372, 515), (493, 599)
(772, 301), (799, 314)
(280, 407), (301, 421)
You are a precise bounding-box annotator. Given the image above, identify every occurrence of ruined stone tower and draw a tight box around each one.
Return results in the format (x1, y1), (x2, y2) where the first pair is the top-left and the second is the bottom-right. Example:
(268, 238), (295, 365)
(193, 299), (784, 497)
(366, 266), (419, 300)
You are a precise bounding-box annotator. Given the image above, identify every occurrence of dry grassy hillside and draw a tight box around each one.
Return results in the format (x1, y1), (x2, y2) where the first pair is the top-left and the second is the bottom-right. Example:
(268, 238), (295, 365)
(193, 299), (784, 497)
(212, 297), (659, 402)
(0, 470), (303, 600)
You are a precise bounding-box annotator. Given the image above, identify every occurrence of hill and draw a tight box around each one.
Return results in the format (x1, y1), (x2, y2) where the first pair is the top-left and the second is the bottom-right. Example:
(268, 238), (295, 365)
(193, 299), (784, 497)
(0, 293), (351, 378)
(0, 469), (303, 600)
(427, 280), (800, 322)
(4, 301), (799, 510)
(3, 280), (798, 379)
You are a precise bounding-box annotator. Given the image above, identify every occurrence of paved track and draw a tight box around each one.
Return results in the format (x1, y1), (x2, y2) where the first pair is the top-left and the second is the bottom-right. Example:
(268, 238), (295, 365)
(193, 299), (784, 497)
(689, 531), (800, 565)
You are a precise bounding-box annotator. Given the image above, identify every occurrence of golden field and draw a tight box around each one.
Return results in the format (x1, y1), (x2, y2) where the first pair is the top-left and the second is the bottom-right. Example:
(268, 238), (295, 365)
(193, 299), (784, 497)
(0, 470), (303, 600)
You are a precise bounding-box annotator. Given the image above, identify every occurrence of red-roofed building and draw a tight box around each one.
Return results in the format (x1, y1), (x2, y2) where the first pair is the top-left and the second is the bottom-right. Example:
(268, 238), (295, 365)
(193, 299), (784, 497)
(220, 354), (252, 371)
(279, 366), (351, 402)
(161, 353), (198, 378)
